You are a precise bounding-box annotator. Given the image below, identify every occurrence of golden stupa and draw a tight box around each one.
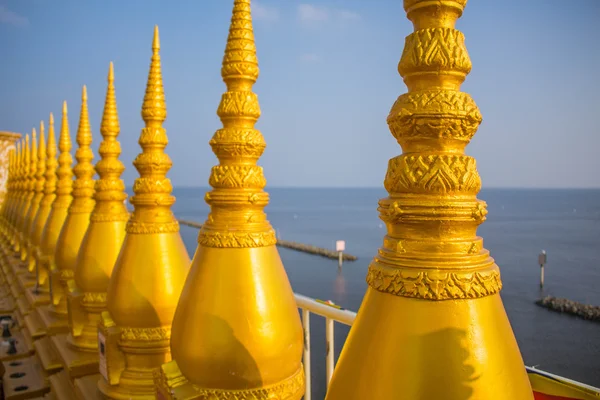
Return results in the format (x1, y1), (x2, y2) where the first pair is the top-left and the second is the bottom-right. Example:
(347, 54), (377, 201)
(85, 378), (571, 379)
(96, 26), (190, 399)
(156, 0), (304, 398)
(22, 113), (57, 342)
(50, 85), (97, 384)
(325, 1), (534, 399)
(35, 101), (75, 338)
(50, 62), (131, 398)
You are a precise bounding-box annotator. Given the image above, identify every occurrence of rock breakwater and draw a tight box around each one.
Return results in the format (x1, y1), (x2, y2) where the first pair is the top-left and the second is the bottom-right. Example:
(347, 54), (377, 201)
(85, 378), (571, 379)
(536, 296), (600, 322)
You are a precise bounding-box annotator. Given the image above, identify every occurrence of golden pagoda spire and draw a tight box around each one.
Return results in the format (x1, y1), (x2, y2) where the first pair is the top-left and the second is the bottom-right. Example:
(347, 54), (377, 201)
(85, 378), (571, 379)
(325, 2), (533, 399)
(0, 145), (15, 262)
(30, 112), (57, 292)
(18, 124), (38, 264)
(61, 62), (129, 382)
(4, 148), (15, 224)
(157, 1), (304, 398)
(25, 119), (48, 274)
(44, 114), (58, 200)
(55, 101), (74, 206)
(4, 148), (14, 218)
(17, 128), (36, 260)
(52, 89), (95, 317)
(8, 141), (21, 248)
(1, 148), (15, 244)
(13, 134), (29, 254)
(97, 26), (190, 399)
(72, 85), (96, 208)
(36, 101), (73, 335)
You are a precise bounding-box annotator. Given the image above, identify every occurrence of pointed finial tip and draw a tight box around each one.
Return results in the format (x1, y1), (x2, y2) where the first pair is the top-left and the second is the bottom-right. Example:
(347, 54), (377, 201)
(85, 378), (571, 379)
(108, 62), (114, 82)
(49, 112), (54, 124)
(32, 128), (36, 137)
(40, 120), (45, 130)
(82, 85), (88, 101)
(153, 25), (160, 51)
(62, 101), (68, 113)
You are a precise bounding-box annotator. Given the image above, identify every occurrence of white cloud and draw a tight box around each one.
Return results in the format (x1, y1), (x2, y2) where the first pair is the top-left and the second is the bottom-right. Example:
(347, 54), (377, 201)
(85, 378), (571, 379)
(298, 4), (329, 23)
(252, 1), (280, 22)
(0, 5), (28, 27)
(300, 53), (319, 63)
(297, 4), (360, 26)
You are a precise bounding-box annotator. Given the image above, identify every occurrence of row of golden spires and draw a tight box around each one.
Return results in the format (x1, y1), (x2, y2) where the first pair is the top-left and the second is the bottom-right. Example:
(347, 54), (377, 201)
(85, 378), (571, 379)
(0, 0), (534, 399)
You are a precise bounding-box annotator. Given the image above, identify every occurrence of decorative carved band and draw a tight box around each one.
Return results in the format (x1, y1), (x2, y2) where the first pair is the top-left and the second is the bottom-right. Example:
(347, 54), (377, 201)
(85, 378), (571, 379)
(387, 90), (482, 143)
(367, 261), (501, 300)
(120, 326), (170, 342)
(198, 229), (277, 248)
(126, 219), (179, 234)
(384, 154), (481, 195)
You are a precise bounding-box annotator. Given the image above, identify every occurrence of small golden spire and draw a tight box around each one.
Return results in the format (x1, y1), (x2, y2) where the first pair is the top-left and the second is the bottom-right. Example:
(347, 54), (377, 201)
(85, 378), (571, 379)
(36, 119), (47, 194)
(198, 0), (271, 247)
(128, 25), (177, 233)
(18, 133), (30, 245)
(30, 127), (38, 193)
(93, 61), (127, 215)
(55, 101), (74, 201)
(44, 113), (58, 198)
(14, 141), (21, 194)
(140, 25), (166, 125)
(23, 135), (30, 192)
(6, 147), (13, 205)
(38, 101), (74, 313)
(71, 85), (95, 213)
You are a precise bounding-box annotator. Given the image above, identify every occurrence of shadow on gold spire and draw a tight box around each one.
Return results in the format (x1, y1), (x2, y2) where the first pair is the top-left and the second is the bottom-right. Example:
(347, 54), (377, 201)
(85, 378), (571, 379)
(26, 118), (48, 278)
(50, 87), (97, 379)
(62, 62), (129, 380)
(52, 88), (95, 318)
(29, 112), (57, 297)
(18, 127), (37, 262)
(98, 26), (190, 399)
(13, 133), (30, 255)
(31, 102), (74, 379)
(325, 1), (533, 399)
(7, 141), (21, 248)
(157, 1), (304, 398)
(39, 101), (74, 308)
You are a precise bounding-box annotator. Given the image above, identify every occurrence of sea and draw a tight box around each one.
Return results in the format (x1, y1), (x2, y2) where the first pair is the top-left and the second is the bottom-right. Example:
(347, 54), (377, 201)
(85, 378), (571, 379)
(169, 187), (600, 397)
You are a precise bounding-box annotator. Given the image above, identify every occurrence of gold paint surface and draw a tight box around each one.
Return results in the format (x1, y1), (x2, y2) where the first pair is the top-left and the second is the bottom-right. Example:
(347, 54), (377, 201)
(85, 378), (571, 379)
(17, 130), (35, 260)
(13, 136), (29, 253)
(40, 102), (73, 314)
(325, 1), (534, 399)
(98, 26), (190, 399)
(67, 62), (128, 357)
(26, 120), (47, 277)
(160, 1), (303, 399)
(30, 114), (56, 289)
(53, 87), (96, 380)
(0, 131), (19, 205)
(53, 88), (95, 318)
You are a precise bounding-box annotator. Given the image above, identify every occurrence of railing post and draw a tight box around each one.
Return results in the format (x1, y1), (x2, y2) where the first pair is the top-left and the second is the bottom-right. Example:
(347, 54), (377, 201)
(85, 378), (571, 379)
(302, 309), (311, 400)
(325, 317), (334, 387)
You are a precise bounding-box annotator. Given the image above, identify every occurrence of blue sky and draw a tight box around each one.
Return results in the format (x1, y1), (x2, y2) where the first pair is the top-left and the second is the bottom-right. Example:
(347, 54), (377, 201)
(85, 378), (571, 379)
(1, 0), (599, 188)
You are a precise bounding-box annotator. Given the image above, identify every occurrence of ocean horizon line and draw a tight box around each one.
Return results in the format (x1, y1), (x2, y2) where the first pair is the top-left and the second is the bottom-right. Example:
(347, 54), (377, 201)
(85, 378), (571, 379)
(159, 185), (600, 191)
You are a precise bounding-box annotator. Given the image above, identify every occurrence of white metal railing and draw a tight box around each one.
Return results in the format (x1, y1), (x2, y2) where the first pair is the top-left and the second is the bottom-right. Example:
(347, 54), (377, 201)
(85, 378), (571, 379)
(294, 293), (356, 400)
(293, 293), (600, 400)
